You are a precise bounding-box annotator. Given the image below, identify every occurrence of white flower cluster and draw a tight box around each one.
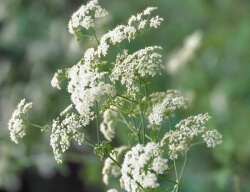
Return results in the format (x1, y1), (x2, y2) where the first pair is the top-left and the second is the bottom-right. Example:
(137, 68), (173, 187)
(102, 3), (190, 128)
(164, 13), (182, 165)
(97, 7), (163, 57)
(67, 59), (116, 125)
(50, 105), (85, 163)
(51, 69), (65, 90)
(8, 99), (33, 144)
(98, 25), (136, 56)
(111, 46), (163, 97)
(202, 130), (223, 148)
(128, 7), (163, 30)
(148, 90), (188, 126)
(120, 142), (168, 192)
(100, 109), (118, 141)
(102, 146), (128, 185)
(160, 113), (222, 159)
(68, 0), (108, 34)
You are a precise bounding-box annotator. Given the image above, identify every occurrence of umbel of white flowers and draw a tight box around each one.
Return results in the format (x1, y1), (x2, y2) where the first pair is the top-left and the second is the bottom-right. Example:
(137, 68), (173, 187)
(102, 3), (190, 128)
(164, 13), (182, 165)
(8, 1), (223, 192)
(8, 99), (32, 144)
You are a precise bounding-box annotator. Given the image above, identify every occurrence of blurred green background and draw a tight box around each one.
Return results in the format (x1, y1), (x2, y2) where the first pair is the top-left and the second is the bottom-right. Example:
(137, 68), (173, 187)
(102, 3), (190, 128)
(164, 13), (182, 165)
(0, 0), (249, 191)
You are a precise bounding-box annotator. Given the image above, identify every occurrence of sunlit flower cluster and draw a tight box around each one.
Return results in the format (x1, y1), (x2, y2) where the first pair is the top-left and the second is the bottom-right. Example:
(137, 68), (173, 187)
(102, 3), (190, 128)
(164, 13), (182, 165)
(68, 0), (108, 34)
(50, 105), (85, 163)
(51, 69), (65, 90)
(111, 46), (163, 97)
(7, 1), (223, 192)
(160, 113), (222, 159)
(120, 142), (168, 192)
(148, 90), (188, 126)
(8, 99), (33, 144)
(97, 7), (163, 57)
(202, 130), (223, 148)
(128, 7), (163, 30)
(100, 109), (118, 141)
(67, 60), (116, 124)
(102, 146), (128, 185)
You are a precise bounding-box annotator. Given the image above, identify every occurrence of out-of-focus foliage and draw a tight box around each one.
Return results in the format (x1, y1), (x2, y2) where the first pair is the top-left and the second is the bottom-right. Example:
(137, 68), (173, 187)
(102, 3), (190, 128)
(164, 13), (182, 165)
(0, 0), (249, 191)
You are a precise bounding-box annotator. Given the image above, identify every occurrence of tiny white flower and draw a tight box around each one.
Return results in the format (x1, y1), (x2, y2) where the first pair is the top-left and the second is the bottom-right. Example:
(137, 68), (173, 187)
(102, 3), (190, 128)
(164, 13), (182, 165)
(150, 15), (163, 28)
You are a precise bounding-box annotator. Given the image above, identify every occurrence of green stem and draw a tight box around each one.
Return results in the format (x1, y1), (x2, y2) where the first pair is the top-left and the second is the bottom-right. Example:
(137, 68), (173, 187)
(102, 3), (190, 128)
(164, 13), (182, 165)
(132, 117), (141, 143)
(179, 151), (188, 182)
(84, 137), (98, 148)
(106, 153), (121, 168)
(91, 27), (100, 45)
(138, 79), (146, 145)
(116, 94), (139, 104)
(119, 112), (136, 134)
(142, 33), (148, 46)
(95, 101), (100, 145)
(173, 158), (179, 183)
(28, 123), (44, 129)
(190, 141), (205, 148)
(158, 175), (179, 185)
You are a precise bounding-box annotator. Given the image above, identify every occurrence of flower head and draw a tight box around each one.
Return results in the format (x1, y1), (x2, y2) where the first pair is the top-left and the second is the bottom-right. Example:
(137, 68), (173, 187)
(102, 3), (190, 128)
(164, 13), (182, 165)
(67, 58), (116, 125)
(50, 105), (85, 163)
(51, 69), (66, 90)
(68, 0), (108, 34)
(100, 108), (118, 142)
(161, 113), (212, 159)
(148, 90), (188, 126)
(110, 46), (163, 98)
(202, 130), (223, 148)
(8, 99), (33, 143)
(120, 142), (168, 192)
(102, 146), (128, 185)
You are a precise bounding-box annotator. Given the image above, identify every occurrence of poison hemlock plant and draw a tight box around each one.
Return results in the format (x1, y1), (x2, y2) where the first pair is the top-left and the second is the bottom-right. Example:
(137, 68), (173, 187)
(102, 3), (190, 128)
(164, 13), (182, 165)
(7, 1), (222, 191)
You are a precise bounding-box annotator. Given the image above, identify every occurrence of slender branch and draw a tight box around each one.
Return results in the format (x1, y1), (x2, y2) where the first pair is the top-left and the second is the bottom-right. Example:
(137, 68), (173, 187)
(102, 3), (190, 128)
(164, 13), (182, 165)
(173, 158), (179, 183)
(91, 27), (100, 45)
(158, 175), (179, 185)
(190, 141), (205, 148)
(142, 33), (148, 46)
(119, 112), (136, 134)
(116, 94), (140, 104)
(106, 153), (121, 168)
(179, 151), (188, 182)
(84, 137), (98, 148)
(28, 122), (44, 129)
(132, 116), (141, 143)
(95, 101), (100, 145)
(138, 79), (146, 145)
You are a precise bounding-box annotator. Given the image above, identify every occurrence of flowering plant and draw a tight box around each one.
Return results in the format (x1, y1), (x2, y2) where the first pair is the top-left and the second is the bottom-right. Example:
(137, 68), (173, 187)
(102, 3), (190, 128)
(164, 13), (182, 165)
(7, 1), (222, 191)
